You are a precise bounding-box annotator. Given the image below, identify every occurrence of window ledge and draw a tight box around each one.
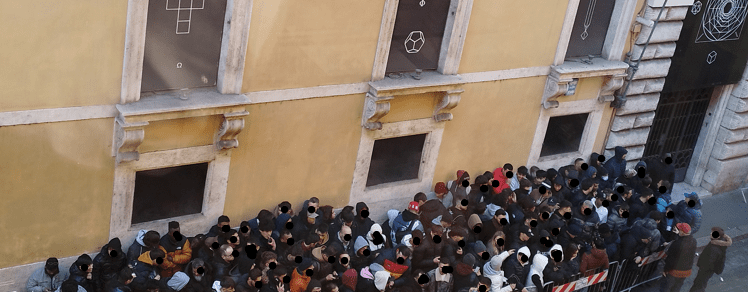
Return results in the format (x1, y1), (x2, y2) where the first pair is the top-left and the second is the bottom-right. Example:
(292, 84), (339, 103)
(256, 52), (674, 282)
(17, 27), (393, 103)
(364, 72), (465, 130)
(112, 89), (250, 163)
(542, 58), (629, 109)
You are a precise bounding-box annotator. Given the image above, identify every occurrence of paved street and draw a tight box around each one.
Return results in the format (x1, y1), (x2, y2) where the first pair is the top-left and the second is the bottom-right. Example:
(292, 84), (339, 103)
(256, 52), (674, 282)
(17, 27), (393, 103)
(629, 187), (748, 292)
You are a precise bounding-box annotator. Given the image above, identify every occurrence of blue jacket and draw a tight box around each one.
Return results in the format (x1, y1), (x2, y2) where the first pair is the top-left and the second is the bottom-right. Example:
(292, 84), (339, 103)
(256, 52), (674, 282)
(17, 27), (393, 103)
(603, 146), (628, 180)
(27, 267), (69, 292)
(674, 198), (702, 234)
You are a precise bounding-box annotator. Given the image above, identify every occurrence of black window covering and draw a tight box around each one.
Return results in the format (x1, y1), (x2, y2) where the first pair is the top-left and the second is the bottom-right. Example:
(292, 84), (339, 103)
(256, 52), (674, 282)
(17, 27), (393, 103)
(386, 0), (451, 74)
(565, 0), (616, 59)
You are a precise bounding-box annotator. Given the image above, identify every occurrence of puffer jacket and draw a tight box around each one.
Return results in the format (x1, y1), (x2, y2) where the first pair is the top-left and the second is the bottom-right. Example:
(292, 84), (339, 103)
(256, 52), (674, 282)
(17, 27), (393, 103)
(132, 251), (161, 291)
(67, 255), (96, 292)
(664, 234), (697, 273)
(93, 238), (128, 292)
(159, 235), (192, 277)
(502, 247), (531, 285)
(26, 267), (70, 292)
(697, 234), (732, 274)
(674, 196), (702, 234)
(542, 245), (566, 285)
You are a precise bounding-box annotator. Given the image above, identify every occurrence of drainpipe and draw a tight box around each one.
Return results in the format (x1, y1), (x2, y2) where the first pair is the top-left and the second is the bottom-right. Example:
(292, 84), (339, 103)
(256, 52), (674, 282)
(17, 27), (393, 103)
(612, 0), (670, 108)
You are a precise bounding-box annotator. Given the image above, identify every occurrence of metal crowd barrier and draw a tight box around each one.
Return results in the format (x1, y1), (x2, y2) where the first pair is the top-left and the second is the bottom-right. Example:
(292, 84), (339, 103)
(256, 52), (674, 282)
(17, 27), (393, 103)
(539, 246), (669, 292)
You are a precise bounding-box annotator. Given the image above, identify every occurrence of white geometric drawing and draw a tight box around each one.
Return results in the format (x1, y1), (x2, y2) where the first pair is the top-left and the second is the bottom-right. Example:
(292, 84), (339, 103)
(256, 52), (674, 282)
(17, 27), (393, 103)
(695, 0), (748, 43)
(692, 1), (703, 15)
(707, 50), (718, 63)
(581, 0), (598, 40)
(166, 0), (206, 35)
(420, 0), (426, 7)
(405, 31), (425, 54)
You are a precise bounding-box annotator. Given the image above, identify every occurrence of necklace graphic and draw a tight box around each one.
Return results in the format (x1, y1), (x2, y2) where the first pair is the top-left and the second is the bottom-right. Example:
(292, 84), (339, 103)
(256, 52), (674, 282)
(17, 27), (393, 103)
(581, 0), (597, 40)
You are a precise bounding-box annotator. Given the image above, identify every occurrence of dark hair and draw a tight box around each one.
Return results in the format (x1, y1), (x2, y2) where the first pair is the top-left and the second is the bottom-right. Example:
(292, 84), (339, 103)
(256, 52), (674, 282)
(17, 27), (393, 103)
(309, 197), (320, 204)
(217, 215), (230, 224)
(479, 276), (492, 286)
(220, 277), (236, 288)
(414, 192), (427, 202)
(503, 163), (513, 171)
(449, 226), (468, 239)
(593, 239), (605, 250)
(144, 231), (161, 248)
(118, 267), (134, 282)
(535, 170), (547, 179)
(305, 233), (321, 244)
(257, 210), (274, 225)
(319, 206), (334, 221)
(259, 221), (275, 232)
(523, 211), (538, 221)
(640, 188), (654, 198)
(249, 268), (263, 279)
(275, 266), (288, 277)
(494, 209), (507, 217)
(575, 158), (585, 164)
(641, 176), (652, 186)
(149, 248), (165, 260)
(648, 210), (663, 222)
(261, 251), (277, 263)
(660, 180), (672, 190)
(342, 211), (354, 224)
(439, 256), (452, 265)
(397, 245), (412, 258)
(315, 223), (330, 234)
(517, 166), (529, 176)
(323, 282), (339, 292)
(519, 178), (532, 189)
(618, 202), (630, 211)
(581, 178), (596, 191)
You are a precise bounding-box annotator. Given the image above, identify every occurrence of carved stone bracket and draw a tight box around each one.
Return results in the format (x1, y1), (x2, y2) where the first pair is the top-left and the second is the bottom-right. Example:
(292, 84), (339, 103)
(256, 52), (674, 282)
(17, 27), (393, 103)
(362, 93), (394, 130)
(113, 115), (148, 164)
(542, 72), (575, 109)
(434, 89), (463, 122)
(215, 111), (249, 150)
(598, 73), (628, 103)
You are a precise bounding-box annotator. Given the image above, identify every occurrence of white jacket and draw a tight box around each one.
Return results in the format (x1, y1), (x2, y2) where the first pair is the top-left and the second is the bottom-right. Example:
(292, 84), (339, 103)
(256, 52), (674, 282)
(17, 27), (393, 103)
(524, 254), (549, 290)
(482, 251), (514, 292)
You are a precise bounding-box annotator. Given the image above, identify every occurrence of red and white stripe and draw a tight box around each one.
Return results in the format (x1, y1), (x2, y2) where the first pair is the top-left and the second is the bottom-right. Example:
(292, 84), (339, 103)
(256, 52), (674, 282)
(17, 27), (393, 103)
(553, 270), (608, 292)
(553, 282), (576, 292)
(640, 250), (666, 266)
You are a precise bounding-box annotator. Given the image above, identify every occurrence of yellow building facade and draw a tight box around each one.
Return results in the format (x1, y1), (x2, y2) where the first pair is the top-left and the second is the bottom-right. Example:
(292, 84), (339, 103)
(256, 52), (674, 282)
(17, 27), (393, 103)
(1, 0), (665, 289)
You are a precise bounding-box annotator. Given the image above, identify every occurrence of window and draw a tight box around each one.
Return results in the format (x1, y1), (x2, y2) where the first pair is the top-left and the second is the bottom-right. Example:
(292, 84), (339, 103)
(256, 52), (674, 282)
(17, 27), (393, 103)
(565, 0), (617, 59)
(131, 162), (209, 224)
(141, 0), (227, 92)
(385, 0), (451, 74)
(366, 133), (428, 187)
(541, 113), (589, 157)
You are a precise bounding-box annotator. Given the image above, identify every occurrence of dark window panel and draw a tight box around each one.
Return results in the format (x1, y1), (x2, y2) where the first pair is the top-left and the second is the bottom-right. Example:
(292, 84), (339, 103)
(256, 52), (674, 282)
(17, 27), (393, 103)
(386, 0), (451, 74)
(141, 0), (227, 93)
(565, 0), (616, 59)
(541, 113), (589, 157)
(131, 162), (209, 224)
(366, 134), (428, 187)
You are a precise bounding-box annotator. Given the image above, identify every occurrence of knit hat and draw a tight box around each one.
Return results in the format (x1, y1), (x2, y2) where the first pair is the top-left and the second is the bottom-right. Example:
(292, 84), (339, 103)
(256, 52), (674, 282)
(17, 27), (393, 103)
(374, 271), (390, 290)
(408, 201), (420, 213)
(435, 182), (448, 194)
(342, 269), (358, 290)
(676, 223), (691, 235)
(490, 255), (503, 270)
(168, 272), (190, 291)
(457, 170), (466, 179)
(462, 253), (476, 267)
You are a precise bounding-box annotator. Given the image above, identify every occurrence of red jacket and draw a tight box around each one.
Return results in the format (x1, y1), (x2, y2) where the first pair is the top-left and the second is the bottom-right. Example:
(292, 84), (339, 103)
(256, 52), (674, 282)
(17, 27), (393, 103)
(493, 168), (511, 193)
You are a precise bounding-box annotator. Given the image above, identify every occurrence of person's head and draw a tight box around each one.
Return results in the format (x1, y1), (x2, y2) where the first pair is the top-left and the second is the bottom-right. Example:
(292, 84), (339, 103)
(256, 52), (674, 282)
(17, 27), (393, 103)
(149, 249), (165, 266)
(247, 268), (263, 288)
(639, 189), (654, 202)
(581, 178), (595, 193)
(438, 256), (452, 269)
(658, 180), (672, 190)
(641, 176), (652, 187)
(315, 224), (329, 237)
(279, 229), (292, 243)
(319, 206), (334, 222)
(308, 197), (320, 210)
(519, 178), (532, 191)
(220, 277), (236, 292)
(558, 200), (572, 214)
(574, 158), (585, 170)
(593, 239), (605, 250)
(342, 211), (354, 227)
(518, 226), (533, 242)
(396, 245), (412, 260)
(563, 243), (579, 261)
(502, 163), (513, 175)
(220, 229), (240, 248)
(261, 251), (277, 268)
(339, 225), (352, 241)
(323, 282), (339, 292)
(581, 201), (595, 215)
(190, 258), (207, 278)
(535, 170), (547, 183)
(220, 244), (234, 263)
(449, 226), (467, 242)
(118, 267), (135, 285)
(144, 230), (161, 249)
(434, 182), (448, 198)
(305, 233), (321, 248)
(217, 215), (230, 230)
(190, 234), (206, 250)
(44, 257), (59, 276)
(168, 221), (180, 238)
(493, 209), (507, 223)
(517, 166), (528, 180)
(618, 202), (629, 216)
(414, 192), (428, 206)
(623, 186), (633, 198)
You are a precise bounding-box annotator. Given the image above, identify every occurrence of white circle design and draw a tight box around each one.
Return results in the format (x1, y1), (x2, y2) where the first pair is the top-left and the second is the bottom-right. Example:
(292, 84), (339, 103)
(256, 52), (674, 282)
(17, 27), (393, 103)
(695, 0), (748, 43)
(405, 31), (425, 54)
(693, 1), (703, 15)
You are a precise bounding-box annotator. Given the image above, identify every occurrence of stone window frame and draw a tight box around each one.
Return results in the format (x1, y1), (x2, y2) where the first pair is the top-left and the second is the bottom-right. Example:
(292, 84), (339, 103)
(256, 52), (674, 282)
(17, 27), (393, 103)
(110, 145), (232, 247)
(349, 118), (445, 209)
(120, 0), (254, 103)
(527, 98), (605, 170)
(371, 0), (474, 80)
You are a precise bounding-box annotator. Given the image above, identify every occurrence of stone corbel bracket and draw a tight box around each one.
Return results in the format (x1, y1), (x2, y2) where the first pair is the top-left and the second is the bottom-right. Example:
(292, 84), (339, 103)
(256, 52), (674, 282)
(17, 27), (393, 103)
(434, 89), (464, 122)
(598, 73), (628, 103)
(542, 58), (629, 109)
(362, 92), (394, 130)
(215, 111), (249, 150)
(112, 115), (148, 164)
(542, 71), (574, 109)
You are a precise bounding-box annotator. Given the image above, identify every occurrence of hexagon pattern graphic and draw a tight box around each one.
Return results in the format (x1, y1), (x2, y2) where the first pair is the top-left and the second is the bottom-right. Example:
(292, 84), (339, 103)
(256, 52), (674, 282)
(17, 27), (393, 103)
(693, 1), (703, 15)
(707, 50), (718, 63)
(405, 31), (426, 54)
(695, 0), (748, 43)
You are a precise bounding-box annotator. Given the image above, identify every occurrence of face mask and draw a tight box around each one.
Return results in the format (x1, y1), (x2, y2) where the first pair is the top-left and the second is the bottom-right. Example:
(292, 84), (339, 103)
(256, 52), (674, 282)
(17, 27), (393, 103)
(601, 176), (608, 181)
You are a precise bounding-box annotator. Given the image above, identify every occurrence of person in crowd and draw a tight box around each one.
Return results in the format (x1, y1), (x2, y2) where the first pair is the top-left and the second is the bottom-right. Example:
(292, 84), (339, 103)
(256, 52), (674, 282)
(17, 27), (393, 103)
(128, 230), (161, 265)
(425, 257), (453, 292)
(427, 182), (454, 209)
(27, 257), (69, 292)
(524, 254), (548, 292)
(105, 267), (135, 292)
(543, 244), (566, 285)
(184, 258), (214, 291)
(674, 192), (703, 234)
(603, 146), (628, 181)
(502, 246), (531, 286)
(132, 248), (165, 292)
(689, 226), (732, 292)
(493, 164), (513, 194)
(160, 221), (192, 278)
(93, 238), (128, 292)
(662, 223), (697, 292)
(391, 202), (424, 246)
(351, 202), (375, 241)
(207, 215), (232, 238)
(579, 239), (608, 273)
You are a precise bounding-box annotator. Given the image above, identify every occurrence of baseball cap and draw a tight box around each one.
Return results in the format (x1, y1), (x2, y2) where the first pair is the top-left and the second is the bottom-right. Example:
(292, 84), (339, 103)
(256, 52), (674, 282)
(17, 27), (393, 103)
(408, 201), (420, 213)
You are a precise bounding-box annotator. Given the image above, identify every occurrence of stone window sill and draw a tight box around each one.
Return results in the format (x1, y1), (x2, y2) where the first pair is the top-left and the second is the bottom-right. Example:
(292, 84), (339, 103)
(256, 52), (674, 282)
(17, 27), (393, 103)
(542, 58), (629, 109)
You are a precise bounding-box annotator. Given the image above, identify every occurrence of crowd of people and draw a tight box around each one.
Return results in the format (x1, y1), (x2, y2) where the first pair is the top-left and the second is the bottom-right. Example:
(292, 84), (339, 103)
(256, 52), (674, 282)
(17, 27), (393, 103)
(26, 146), (731, 292)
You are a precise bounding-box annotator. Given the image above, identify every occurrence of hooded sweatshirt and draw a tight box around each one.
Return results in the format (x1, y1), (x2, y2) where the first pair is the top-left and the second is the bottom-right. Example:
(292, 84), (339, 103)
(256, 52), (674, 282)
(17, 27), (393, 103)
(67, 254), (95, 292)
(482, 252), (514, 292)
(167, 272), (190, 291)
(502, 247), (531, 285)
(543, 245), (566, 284)
(524, 254), (548, 290)
(127, 230), (150, 265)
(603, 146), (628, 180)
(352, 202), (375, 241)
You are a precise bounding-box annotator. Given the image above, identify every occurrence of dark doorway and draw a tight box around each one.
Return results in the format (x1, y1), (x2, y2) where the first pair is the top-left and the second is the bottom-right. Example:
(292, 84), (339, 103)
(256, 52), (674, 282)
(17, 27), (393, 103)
(366, 134), (428, 187)
(132, 162), (209, 224)
(642, 87), (714, 182)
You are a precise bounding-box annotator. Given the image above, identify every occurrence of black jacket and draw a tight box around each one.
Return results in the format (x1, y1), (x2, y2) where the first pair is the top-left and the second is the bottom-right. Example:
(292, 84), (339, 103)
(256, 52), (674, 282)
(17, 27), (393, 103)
(93, 239), (128, 292)
(664, 235), (697, 272)
(697, 237), (731, 274)
(502, 255), (530, 285)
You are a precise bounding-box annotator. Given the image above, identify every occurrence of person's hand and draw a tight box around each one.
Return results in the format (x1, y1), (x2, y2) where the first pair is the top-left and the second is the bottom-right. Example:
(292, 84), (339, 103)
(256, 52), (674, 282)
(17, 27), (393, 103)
(457, 247), (463, 255)
(86, 272), (92, 280)
(510, 283), (516, 289)
(433, 256), (441, 264)
(269, 237), (277, 250)
(154, 274), (161, 281)
(388, 281), (394, 288)
(277, 282), (284, 292)
(508, 249), (515, 256)
(662, 272), (667, 277)
(634, 256), (642, 264)
(326, 274), (335, 281)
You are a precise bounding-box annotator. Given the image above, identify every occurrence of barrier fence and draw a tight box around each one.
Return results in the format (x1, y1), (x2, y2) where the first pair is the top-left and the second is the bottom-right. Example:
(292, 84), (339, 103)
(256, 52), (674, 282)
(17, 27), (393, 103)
(540, 246), (670, 292)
